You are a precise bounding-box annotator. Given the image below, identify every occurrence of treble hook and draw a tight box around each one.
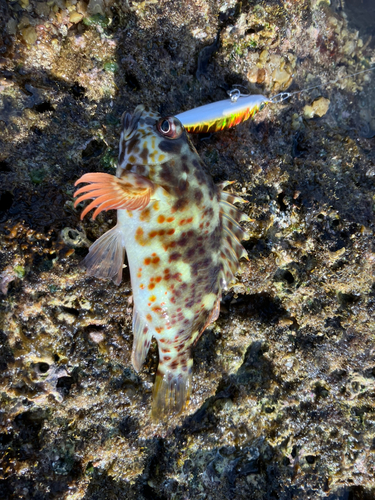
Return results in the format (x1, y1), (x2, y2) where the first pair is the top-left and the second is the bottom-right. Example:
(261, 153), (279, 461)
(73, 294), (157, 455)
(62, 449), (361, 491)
(227, 86), (250, 102)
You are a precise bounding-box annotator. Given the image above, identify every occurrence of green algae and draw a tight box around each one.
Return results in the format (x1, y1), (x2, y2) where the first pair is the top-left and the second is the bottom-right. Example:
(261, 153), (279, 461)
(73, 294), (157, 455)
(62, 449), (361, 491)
(13, 265), (26, 278)
(83, 13), (110, 29)
(29, 168), (47, 185)
(103, 61), (119, 73)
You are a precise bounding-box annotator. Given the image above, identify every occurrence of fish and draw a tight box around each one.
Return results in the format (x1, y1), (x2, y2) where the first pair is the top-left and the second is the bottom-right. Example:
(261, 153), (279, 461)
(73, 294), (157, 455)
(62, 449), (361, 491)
(74, 105), (250, 419)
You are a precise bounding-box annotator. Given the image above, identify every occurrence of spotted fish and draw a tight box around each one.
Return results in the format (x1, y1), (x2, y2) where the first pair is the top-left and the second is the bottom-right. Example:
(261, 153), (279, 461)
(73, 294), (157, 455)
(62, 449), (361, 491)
(74, 106), (250, 418)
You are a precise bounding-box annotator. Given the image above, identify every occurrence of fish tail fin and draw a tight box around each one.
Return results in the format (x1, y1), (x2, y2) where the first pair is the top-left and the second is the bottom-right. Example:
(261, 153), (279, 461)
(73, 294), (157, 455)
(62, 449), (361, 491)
(151, 356), (193, 420)
(82, 224), (125, 285)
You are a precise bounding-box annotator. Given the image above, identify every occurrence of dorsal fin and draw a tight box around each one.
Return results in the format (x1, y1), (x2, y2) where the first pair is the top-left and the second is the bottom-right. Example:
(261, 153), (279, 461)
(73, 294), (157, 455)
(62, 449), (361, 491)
(219, 185), (250, 288)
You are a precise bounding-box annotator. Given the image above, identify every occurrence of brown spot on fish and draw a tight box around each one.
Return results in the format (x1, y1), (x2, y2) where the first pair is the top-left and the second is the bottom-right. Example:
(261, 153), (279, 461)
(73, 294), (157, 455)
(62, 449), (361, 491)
(157, 215), (165, 223)
(158, 139), (183, 154)
(140, 208), (151, 222)
(160, 164), (177, 185)
(119, 148), (125, 165)
(172, 197), (189, 212)
(135, 227), (148, 246)
(178, 179), (189, 193)
(194, 168), (206, 184)
(136, 165), (146, 175)
(140, 147), (149, 163)
(177, 234), (189, 247)
(169, 252), (181, 262)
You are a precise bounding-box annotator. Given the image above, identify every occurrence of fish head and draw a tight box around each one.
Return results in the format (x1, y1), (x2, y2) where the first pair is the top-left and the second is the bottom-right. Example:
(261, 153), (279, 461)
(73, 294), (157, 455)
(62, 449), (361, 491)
(118, 105), (192, 171)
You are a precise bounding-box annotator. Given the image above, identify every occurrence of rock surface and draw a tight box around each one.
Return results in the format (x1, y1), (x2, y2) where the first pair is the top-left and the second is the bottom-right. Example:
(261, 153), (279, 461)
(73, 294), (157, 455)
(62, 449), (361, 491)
(0, 0), (374, 499)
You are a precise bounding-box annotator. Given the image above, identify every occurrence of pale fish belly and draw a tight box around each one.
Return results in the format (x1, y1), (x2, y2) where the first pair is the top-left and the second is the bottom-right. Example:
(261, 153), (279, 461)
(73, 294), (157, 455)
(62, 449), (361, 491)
(117, 186), (223, 416)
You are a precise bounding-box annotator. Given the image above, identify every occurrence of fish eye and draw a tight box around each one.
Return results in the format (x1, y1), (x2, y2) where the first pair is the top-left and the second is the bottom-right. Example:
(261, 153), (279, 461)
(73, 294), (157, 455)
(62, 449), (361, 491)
(157, 117), (183, 139)
(160, 120), (170, 133)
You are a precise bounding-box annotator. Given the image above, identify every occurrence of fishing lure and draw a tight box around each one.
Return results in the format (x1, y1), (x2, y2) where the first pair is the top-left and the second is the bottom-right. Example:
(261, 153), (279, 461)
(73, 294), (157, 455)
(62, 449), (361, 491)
(176, 66), (375, 134)
(176, 91), (270, 134)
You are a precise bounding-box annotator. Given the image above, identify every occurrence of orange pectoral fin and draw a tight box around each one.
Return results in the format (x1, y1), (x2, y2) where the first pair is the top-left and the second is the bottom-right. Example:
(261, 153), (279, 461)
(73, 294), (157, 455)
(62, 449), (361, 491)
(74, 172), (154, 220)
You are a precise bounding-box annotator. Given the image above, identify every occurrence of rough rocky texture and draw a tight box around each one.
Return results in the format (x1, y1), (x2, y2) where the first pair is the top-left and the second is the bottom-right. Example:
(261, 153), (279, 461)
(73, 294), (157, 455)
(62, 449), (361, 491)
(0, 0), (375, 498)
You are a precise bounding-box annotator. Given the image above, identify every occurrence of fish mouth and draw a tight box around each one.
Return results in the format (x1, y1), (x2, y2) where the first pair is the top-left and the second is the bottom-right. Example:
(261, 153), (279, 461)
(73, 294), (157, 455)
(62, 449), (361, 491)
(121, 105), (145, 140)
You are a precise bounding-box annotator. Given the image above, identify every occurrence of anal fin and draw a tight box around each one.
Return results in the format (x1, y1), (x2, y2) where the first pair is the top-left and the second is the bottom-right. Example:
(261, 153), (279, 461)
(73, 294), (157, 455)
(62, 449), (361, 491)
(194, 298), (220, 346)
(82, 224), (125, 285)
(131, 307), (152, 372)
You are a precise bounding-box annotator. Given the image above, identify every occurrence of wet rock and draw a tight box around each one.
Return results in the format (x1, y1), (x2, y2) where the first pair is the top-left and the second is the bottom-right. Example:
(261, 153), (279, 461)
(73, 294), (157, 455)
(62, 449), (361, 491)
(69, 12), (83, 24)
(61, 227), (90, 248)
(21, 26), (37, 44)
(0, 0), (375, 498)
(303, 97), (331, 118)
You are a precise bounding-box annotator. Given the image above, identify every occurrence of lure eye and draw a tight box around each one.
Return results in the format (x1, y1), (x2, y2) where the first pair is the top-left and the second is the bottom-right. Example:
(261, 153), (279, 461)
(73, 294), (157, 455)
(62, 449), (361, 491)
(157, 117), (183, 139)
